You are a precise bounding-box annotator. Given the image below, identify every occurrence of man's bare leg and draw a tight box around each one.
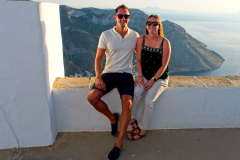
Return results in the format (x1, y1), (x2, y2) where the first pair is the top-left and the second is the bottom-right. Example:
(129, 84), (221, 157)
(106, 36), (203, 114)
(87, 89), (115, 124)
(115, 94), (132, 149)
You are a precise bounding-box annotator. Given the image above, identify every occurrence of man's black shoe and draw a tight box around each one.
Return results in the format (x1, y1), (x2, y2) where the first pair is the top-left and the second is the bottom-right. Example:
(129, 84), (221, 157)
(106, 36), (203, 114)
(107, 144), (121, 160)
(111, 113), (119, 137)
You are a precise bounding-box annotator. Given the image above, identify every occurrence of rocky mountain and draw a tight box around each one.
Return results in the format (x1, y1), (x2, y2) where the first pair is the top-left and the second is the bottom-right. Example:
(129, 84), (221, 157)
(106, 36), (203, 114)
(60, 5), (224, 77)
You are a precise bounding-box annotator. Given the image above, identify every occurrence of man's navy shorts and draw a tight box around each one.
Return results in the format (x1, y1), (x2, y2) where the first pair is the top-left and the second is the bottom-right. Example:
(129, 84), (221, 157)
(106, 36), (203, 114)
(91, 73), (134, 97)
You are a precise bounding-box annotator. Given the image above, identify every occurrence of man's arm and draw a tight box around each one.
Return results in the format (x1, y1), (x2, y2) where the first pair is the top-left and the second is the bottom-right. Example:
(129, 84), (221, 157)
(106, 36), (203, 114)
(95, 48), (106, 90)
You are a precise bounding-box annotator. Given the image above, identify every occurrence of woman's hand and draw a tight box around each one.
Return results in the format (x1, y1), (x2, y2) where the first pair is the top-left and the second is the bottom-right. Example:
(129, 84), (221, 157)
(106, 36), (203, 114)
(144, 79), (155, 90)
(135, 77), (145, 88)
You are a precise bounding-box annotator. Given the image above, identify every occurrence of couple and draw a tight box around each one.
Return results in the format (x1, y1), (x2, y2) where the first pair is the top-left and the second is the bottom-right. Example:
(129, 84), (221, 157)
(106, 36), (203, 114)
(87, 4), (171, 160)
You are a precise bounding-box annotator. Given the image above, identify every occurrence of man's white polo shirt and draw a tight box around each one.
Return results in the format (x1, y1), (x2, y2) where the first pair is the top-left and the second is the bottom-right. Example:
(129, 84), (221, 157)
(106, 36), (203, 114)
(98, 27), (139, 74)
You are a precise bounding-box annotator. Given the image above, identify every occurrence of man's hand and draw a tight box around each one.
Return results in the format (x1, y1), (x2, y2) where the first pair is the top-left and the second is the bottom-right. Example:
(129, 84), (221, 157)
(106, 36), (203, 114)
(144, 79), (155, 90)
(95, 77), (106, 90)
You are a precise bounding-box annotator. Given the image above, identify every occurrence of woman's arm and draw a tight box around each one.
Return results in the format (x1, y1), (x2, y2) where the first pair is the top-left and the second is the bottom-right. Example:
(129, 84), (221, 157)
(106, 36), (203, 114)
(135, 36), (145, 87)
(136, 36), (143, 76)
(153, 38), (171, 79)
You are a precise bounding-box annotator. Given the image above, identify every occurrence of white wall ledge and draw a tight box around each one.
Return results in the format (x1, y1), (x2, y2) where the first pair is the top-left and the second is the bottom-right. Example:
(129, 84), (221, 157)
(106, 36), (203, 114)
(53, 76), (240, 89)
(53, 78), (240, 132)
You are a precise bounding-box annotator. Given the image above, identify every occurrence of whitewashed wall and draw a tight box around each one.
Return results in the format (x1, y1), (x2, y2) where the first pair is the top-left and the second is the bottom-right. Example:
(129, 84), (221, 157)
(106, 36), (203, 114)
(0, 2), (64, 149)
(39, 2), (64, 144)
(53, 87), (240, 132)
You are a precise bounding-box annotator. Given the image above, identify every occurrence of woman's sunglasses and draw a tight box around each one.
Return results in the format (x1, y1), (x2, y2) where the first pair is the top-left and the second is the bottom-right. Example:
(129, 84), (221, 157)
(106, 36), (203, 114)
(116, 14), (130, 19)
(146, 21), (160, 26)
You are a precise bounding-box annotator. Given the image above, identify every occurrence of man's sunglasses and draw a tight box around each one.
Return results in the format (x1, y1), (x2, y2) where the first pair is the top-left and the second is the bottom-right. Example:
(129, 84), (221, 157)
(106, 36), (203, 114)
(146, 21), (160, 26)
(116, 14), (130, 19)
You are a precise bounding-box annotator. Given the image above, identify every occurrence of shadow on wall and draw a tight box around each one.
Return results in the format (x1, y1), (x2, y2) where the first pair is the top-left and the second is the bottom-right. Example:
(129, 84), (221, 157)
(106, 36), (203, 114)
(40, 20), (57, 142)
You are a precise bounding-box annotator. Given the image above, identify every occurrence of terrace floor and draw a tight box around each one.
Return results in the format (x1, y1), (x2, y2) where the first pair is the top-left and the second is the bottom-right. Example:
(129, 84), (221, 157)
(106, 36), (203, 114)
(1, 128), (240, 160)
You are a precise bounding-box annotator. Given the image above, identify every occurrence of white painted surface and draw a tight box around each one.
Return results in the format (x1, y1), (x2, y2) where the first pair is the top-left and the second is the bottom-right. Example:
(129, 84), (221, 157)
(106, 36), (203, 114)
(53, 87), (240, 132)
(0, 105), (18, 149)
(39, 2), (64, 143)
(0, 2), (64, 149)
(54, 88), (122, 132)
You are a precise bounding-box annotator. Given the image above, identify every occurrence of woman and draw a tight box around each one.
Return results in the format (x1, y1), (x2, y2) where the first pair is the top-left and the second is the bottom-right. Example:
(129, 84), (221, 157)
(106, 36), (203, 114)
(127, 15), (171, 140)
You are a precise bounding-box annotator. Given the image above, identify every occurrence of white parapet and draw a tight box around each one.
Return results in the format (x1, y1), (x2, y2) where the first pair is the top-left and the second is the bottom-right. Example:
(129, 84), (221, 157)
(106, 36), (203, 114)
(0, 1), (64, 149)
(53, 87), (240, 132)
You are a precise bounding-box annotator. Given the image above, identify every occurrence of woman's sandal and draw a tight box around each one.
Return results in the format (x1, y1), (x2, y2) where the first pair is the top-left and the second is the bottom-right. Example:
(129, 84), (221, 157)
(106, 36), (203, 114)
(126, 132), (146, 140)
(129, 119), (140, 134)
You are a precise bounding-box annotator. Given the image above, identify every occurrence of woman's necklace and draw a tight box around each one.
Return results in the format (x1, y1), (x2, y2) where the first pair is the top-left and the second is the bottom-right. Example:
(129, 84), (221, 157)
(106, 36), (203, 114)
(147, 36), (158, 47)
(150, 40), (154, 47)
(151, 39), (157, 47)
(151, 40), (156, 47)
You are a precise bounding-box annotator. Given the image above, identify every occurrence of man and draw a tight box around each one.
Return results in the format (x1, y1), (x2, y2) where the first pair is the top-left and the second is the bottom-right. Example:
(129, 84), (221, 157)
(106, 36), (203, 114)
(87, 4), (139, 160)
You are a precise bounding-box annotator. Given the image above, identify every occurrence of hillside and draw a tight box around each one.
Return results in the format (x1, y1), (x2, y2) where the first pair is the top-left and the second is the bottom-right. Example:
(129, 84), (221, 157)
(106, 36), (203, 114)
(60, 5), (224, 76)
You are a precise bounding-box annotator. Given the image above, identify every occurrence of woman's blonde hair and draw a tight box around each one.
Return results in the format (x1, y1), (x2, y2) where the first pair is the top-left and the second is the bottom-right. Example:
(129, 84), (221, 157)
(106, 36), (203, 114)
(145, 14), (164, 37)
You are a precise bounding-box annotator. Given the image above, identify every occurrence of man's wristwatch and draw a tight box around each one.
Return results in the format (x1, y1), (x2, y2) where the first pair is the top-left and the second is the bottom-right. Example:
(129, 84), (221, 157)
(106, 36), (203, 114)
(151, 77), (157, 82)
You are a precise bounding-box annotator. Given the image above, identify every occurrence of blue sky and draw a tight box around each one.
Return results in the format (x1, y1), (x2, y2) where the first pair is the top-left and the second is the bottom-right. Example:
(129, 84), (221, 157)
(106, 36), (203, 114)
(32, 0), (240, 13)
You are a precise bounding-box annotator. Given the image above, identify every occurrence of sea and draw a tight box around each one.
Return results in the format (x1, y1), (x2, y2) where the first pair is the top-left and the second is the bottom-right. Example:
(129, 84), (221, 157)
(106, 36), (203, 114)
(143, 10), (240, 76)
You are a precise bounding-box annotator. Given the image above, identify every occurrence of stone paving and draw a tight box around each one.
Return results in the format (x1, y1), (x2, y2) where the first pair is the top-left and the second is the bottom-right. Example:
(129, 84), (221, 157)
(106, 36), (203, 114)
(1, 129), (240, 160)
